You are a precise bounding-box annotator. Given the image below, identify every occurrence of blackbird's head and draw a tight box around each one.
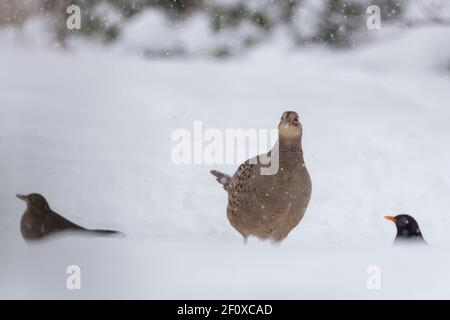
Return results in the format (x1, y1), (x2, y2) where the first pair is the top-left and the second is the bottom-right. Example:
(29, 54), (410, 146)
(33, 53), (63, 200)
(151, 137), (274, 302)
(385, 214), (423, 238)
(16, 193), (50, 211)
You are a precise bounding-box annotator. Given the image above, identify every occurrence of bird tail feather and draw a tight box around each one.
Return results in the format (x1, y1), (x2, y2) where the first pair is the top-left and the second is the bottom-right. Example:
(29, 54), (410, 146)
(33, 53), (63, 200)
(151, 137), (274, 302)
(85, 229), (125, 238)
(210, 170), (231, 191)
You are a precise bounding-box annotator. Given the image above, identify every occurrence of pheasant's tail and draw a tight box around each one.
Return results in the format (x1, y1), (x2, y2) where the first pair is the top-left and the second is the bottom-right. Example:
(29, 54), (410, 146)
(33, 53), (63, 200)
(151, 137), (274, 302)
(210, 170), (231, 191)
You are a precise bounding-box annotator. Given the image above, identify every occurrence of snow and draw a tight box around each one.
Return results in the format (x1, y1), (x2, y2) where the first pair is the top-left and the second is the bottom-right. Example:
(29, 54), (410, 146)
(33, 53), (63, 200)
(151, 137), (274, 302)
(0, 16), (55, 49)
(117, 9), (266, 57)
(1, 26), (450, 299)
(407, 0), (450, 22)
(119, 9), (182, 54)
(291, 0), (326, 39)
(92, 1), (124, 27)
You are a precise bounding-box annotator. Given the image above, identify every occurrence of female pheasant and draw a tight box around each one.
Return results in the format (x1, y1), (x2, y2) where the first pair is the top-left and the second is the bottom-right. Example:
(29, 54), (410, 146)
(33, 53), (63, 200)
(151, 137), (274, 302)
(211, 111), (312, 243)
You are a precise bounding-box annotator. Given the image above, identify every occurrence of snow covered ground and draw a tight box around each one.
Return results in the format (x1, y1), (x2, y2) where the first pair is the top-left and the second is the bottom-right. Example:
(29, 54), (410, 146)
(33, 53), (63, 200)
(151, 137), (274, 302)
(1, 26), (450, 299)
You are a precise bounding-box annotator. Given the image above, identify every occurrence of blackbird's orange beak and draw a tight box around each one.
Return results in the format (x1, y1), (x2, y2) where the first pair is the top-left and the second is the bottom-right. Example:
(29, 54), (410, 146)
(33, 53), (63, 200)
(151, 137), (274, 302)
(384, 216), (397, 222)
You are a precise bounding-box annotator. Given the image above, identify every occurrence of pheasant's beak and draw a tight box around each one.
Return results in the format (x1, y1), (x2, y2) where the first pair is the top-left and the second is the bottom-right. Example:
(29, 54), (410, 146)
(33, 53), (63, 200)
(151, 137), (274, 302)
(384, 216), (397, 222)
(16, 194), (27, 201)
(279, 117), (288, 126)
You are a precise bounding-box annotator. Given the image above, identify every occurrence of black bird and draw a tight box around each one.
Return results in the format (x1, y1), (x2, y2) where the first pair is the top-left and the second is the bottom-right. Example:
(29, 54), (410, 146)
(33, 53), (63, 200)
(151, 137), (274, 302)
(385, 214), (428, 246)
(16, 193), (123, 241)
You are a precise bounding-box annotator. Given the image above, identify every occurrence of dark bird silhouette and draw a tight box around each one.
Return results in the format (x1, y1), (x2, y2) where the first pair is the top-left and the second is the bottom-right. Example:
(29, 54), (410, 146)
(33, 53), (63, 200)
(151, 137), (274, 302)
(16, 193), (122, 241)
(211, 111), (312, 244)
(385, 214), (428, 246)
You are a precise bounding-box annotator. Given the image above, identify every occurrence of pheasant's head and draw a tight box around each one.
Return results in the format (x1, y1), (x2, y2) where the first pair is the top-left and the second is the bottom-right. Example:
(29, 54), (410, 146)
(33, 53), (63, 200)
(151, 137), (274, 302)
(278, 111), (302, 143)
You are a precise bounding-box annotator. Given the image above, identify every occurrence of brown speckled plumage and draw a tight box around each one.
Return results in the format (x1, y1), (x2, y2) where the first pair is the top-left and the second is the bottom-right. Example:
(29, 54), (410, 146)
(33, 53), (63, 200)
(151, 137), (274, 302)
(16, 193), (122, 241)
(211, 111), (312, 242)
